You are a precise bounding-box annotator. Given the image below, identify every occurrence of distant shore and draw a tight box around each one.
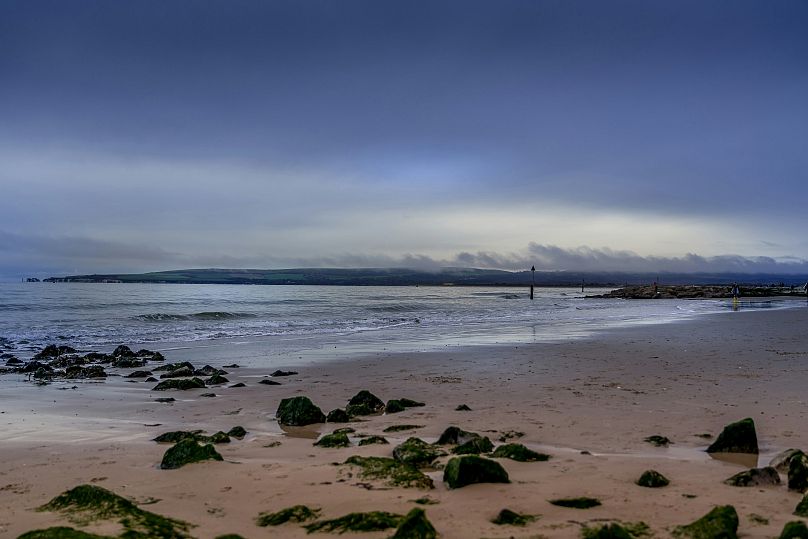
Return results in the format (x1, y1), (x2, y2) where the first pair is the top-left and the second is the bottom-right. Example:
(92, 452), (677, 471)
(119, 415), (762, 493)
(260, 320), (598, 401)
(2, 307), (808, 537)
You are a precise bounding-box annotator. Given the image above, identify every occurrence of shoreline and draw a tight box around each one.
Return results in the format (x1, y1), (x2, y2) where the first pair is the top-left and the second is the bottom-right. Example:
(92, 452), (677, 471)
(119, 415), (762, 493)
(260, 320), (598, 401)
(2, 307), (808, 537)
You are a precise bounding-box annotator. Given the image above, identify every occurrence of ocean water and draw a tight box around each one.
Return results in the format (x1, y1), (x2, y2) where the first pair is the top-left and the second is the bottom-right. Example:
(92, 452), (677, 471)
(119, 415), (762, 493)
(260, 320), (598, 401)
(0, 283), (794, 363)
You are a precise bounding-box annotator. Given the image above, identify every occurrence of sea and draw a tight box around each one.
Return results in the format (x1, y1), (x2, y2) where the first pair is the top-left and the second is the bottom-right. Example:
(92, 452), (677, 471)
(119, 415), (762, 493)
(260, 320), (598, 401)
(0, 282), (796, 367)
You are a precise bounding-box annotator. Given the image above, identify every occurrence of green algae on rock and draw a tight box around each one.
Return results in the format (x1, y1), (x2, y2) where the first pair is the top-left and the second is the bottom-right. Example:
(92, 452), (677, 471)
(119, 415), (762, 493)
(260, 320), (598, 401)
(393, 437), (443, 467)
(18, 527), (113, 539)
(673, 505), (738, 539)
(644, 435), (671, 447)
(37, 484), (191, 538)
(344, 456), (434, 489)
(256, 505), (321, 526)
(358, 435), (389, 446)
(326, 408), (351, 423)
(276, 396), (326, 426)
(385, 400), (406, 414)
(314, 432), (351, 448)
(347, 390), (385, 414)
(491, 508), (536, 526)
(443, 455), (509, 489)
(770, 449), (805, 473)
(794, 493), (808, 517)
(383, 424), (425, 433)
(391, 508), (437, 539)
(452, 436), (493, 455)
(582, 522), (650, 539)
(491, 443), (550, 462)
(724, 466), (780, 487)
(436, 426), (480, 445)
(706, 418), (758, 454)
(160, 438), (223, 469)
(304, 511), (403, 533)
(152, 377), (206, 391)
(780, 520), (808, 538)
(226, 426), (247, 439)
(153, 430), (204, 444)
(548, 497), (601, 509)
(636, 470), (670, 488)
(788, 452), (808, 491)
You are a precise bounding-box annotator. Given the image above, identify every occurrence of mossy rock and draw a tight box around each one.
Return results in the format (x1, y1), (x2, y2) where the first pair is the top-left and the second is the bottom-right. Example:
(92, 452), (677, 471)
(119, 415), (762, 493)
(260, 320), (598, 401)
(443, 456), (510, 489)
(256, 505), (320, 526)
(304, 511), (403, 533)
(152, 377), (205, 391)
(390, 508), (437, 538)
(214, 535), (246, 539)
(314, 432), (351, 448)
(205, 374), (229, 385)
(385, 400), (406, 414)
(581, 523), (633, 539)
(326, 408), (351, 422)
(398, 398), (425, 408)
(358, 435), (389, 446)
(346, 403), (378, 416)
(158, 366), (194, 378)
(673, 505), (738, 538)
(780, 520), (808, 539)
(37, 484), (191, 538)
(276, 396), (326, 426)
(348, 390), (385, 409)
(17, 527), (113, 539)
(794, 493), (808, 517)
(332, 427), (356, 435)
(383, 424), (424, 433)
(724, 466), (780, 487)
(204, 431), (231, 444)
(644, 435), (671, 447)
(393, 438), (443, 467)
(153, 361), (193, 372)
(452, 436), (493, 455)
(491, 508), (535, 526)
(160, 438), (223, 469)
(788, 452), (808, 491)
(344, 456), (434, 489)
(636, 470), (670, 488)
(153, 430), (204, 444)
(227, 426), (247, 439)
(706, 418), (758, 454)
(549, 497), (601, 509)
(455, 404), (471, 411)
(770, 449), (805, 473)
(436, 426), (480, 445)
(491, 443), (550, 462)
(125, 370), (153, 378)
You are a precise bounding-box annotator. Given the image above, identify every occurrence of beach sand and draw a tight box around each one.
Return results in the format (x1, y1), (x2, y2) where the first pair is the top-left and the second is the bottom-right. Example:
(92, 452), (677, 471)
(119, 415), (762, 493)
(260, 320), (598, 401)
(2, 307), (808, 537)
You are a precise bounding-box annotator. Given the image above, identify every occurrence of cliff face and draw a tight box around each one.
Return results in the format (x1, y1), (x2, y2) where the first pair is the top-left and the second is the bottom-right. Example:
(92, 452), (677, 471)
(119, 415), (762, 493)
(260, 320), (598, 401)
(592, 285), (804, 299)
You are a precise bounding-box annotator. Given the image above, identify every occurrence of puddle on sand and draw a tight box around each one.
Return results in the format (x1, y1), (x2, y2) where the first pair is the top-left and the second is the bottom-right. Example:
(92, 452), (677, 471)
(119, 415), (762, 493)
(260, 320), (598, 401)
(707, 452), (759, 468)
(279, 424), (322, 439)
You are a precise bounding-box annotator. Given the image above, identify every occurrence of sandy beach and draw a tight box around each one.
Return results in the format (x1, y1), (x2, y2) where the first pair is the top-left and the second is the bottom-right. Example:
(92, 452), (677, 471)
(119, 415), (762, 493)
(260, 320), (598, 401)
(2, 306), (808, 538)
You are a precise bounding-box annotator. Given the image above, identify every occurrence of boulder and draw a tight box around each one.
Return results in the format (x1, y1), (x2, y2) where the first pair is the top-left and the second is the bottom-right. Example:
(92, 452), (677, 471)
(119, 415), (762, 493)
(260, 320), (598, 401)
(390, 508), (437, 539)
(491, 508), (535, 526)
(437, 426), (480, 445)
(152, 377), (206, 391)
(346, 403), (378, 416)
(358, 436), (389, 446)
(159, 366), (194, 378)
(443, 455), (509, 489)
(788, 452), (808, 492)
(385, 400), (406, 414)
(64, 365), (107, 379)
(675, 505), (738, 539)
(206, 374), (229, 385)
(227, 426), (247, 439)
(347, 390), (385, 412)
(271, 369), (298, 376)
(160, 438), (223, 469)
(795, 493), (808, 517)
(153, 361), (194, 372)
(276, 396), (326, 426)
(111, 358), (146, 369)
(22, 360), (51, 373)
(314, 432), (351, 448)
(327, 408), (350, 422)
(393, 438), (443, 467)
(582, 523), (634, 538)
(636, 470), (670, 488)
(194, 365), (220, 376)
(453, 436), (494, 455)
(491, 443), (549, 462)
(259, 379), (281, 385)
(780, 521), (808, 538)
(112, 345), (135, 357)
(125, 370), (153, 378)
(455, 404), (472, 411)
(706, 418), (758, 454)
(256, 505), (321, 526)
(770, 449), (805, 473)
(724, 466), (780, 487)
(153, 431), (203, 443)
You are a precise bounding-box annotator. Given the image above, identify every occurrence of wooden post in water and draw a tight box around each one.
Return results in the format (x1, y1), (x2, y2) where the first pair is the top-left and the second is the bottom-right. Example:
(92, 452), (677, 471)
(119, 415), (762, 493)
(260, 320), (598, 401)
(530, 265), (535, 300)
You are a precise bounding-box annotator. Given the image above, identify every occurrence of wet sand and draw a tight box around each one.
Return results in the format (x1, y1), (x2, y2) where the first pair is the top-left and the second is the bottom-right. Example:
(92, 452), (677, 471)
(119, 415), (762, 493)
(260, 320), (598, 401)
(2, 307), (808, 537)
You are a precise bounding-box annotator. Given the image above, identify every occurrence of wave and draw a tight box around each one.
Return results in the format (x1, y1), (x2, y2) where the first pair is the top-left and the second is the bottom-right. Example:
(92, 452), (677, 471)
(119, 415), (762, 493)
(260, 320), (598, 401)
(134, 311), (258, 321)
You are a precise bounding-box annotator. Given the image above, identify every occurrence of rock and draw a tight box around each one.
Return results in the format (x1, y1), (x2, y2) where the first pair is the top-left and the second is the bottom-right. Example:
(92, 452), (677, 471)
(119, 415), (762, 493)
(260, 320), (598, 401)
(436, 426), (480, 445)
(153, 431), (203, 443)
(159, 366), (194, 378)
(83, 352), (112, 363)
(582, 523), (634, 539)
(304, 512), (403, 533)
(205, 431), (231, 444)
(205, 374), (229, 385)
(346, 403), (378, 416)
(383, 424), (424, 433)
(227, 426), (247, 439)
(393, 438), (443, 467)
(194, 365), (220, 376)
(344, 456), (434, 489)
(347, 390), (385, 413)
(34, 344), (76, 359)
(5, 357), (23, 366)
(223, 363), (240, 368)
(398, 398), (425, 408)
(675, 506), (739, 538)
(229, 382), (246, 388)
(160, 438), (223, 469)
(271, 369), (298, 377)
(491, 508), (535, 526)
(644, 435), (671, 447)
(64, 365), (107, 379)
(391, 508), (437, 538)
(154, 397), (175, 403)
(22, 360), (51, 373)
(111, 358), (146, 369)
(153, 361), (194, 372)
(33, 367), (54, 380)
(455, 404), (471, 411)
(770, 449), (805, 473)
(125, 370), (153, 378)
(637, 470), (670, 488)
(549, 497), (601, 509)
(358, 436), (389, 446)
(453, 436), (494, 455)
(276, 396), (326, 426)
(385, 400), (406, 414)
(314, 432), (351, 448)
(17, 526), (113, 538)
(332, 427), (356, 434)
(200, 393), (216, 398)
(112, 345), (135, 357)
(443, 455), (510, 489)
(706, 418), (758, 454)
(145, 377), (158, 382)
(724, 466), (780, 487)
(795, 493), (808, 517)
(327, 408), (350, 422)
(789, 452), (808, 492)
(491, 443), (550, 462)
(779, 521), (808, 538)
(258, 379), (281, 385)
(152, 377), (206, 391)
(256, 505), (321, 526)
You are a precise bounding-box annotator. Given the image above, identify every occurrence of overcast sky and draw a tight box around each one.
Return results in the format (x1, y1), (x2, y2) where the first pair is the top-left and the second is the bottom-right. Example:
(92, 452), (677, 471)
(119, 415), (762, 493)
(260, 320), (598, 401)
(1, 1), (807, 279)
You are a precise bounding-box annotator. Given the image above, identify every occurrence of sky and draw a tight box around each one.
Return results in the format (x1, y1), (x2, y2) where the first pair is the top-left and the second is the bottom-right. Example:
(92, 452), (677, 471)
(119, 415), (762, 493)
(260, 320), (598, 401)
(1, 0), (807, 279)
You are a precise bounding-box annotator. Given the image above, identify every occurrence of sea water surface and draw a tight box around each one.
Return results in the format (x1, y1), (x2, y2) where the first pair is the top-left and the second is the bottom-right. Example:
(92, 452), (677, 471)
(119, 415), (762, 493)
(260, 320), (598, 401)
(0, 283), (794, 366)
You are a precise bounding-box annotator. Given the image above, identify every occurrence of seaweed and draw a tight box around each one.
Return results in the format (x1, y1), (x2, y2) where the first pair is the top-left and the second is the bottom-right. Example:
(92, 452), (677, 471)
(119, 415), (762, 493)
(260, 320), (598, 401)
(491, 508), (536, 526)
(383, 424), (424, 433)
(548, 497), (601, 509)
(491, 443), (549, 462)
(18, 528), (113, 539)
(256, 505), (321, 526)
(582, 522), (650, 539)
(358, 435), (389, 446)
(314, 432), (351, 448)
(304, 511), (403, 533)
(673, 505), (738, 539)
(344, 456), (434, 489)
(390, 508), (437, 539)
